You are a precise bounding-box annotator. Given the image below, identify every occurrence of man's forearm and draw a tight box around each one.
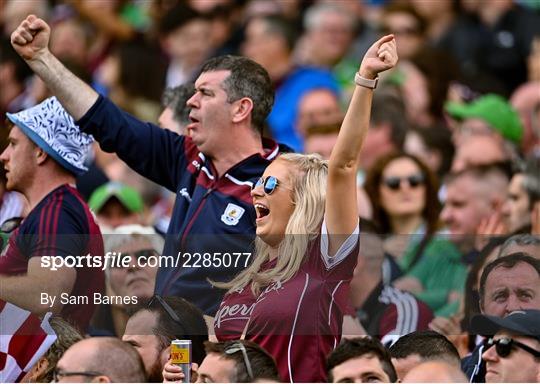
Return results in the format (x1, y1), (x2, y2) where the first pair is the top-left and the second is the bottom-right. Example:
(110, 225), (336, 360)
(26, 50), (98, 120)
(0, 269), (75, 314)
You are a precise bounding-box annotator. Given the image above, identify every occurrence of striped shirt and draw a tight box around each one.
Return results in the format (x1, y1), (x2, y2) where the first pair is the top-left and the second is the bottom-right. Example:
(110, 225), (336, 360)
(0, 185), (104, 331)
(355, 283), (434, 346)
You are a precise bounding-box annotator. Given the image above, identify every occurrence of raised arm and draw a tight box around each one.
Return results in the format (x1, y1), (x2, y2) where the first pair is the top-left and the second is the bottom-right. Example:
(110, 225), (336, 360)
(11, 15), (98, 119)
(325, 35), (397, 251)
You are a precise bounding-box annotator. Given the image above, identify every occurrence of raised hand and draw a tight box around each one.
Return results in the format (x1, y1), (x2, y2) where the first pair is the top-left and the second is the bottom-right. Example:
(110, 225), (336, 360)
(10, 14), (51, 61)
(162, 359), (199, 383)
(359, 35), (398, 79)
(475, 210), (507, 250)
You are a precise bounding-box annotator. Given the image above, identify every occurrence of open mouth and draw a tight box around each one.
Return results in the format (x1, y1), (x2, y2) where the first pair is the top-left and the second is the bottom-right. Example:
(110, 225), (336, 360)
(254, 203), (270, 219)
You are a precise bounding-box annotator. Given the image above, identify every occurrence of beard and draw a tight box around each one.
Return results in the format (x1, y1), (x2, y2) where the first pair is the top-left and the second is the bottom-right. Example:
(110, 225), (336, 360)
(147, 358), (165, 383)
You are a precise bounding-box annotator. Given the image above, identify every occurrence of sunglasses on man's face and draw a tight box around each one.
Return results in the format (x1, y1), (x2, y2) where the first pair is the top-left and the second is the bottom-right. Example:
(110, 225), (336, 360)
(382, 174), (425, 191)
(252, 176), (283, 195)
(484, 337), (540, 359)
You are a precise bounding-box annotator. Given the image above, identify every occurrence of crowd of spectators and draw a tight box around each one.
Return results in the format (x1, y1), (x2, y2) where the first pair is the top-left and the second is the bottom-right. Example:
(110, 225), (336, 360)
(1, 0), (540, 382)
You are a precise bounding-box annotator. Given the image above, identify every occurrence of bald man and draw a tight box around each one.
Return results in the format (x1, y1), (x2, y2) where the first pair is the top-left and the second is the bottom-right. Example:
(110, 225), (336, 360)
(441, 165), (509, 252)
(54, 337), (146, 382)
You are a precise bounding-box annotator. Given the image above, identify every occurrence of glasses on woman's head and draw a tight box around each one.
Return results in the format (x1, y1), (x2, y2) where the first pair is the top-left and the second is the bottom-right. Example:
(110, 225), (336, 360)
(252, 176), (285, 195)
(224, 342), (254, 381)
(382, 174), (425, 191)
(484, 337), (540, 359)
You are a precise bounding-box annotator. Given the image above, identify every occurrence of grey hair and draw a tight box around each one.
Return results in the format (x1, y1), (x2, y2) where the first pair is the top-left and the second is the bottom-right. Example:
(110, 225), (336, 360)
(499, 234), (540, 257)
(162, 83), (195, 125)
(304, 3), (355, 32)
(104, 224), (164, 254)
(103, 226), (164, 279)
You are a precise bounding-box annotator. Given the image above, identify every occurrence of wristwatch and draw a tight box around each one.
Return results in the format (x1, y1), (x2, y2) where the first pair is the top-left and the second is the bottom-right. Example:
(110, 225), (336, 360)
(354, 72), (379, 89)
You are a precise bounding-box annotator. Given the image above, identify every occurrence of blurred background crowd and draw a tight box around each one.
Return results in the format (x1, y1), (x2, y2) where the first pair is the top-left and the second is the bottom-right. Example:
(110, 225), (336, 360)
(1, 0), (540, 382)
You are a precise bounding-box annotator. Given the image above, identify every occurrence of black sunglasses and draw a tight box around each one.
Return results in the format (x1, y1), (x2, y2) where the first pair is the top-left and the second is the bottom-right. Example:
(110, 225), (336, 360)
(0, 217), (23, 233)
(252, 176), (282, 195)
(147, 295), (187, 336)
(484, 337), (540, 359)
(53, 369), (103, 382)
(224, 342), (254, 381)
(382, 174), (425, 191)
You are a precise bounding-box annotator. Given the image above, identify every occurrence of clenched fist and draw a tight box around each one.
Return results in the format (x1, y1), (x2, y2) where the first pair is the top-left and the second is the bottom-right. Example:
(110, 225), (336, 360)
(11, 14), (51, 61)
(359, 34), (398, 80)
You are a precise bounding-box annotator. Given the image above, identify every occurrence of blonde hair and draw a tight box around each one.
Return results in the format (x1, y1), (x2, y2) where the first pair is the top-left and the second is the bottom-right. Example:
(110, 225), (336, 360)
(213, 153), (328, 295)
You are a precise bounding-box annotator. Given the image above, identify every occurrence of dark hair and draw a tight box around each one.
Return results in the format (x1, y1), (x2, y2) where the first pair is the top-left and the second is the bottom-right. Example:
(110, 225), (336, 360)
(327, 337), (397, 382)
(113, 39), (167, 102)
(408, 123), (455, 179)
(382, 2), (427, 36)
(479, 253), (540, 306)
(389, 330), (460, 366)
(410, 48), (460, 120)
(204, 340), (280, 383)
(88, 337), (147, 382)
(199, 55), (274, 133)
(162, 83), (196, 125)
(144, 297), (208, 365)
(0, 37), (33, 84)
(370, 92), (408, 150)
(364, 152), (441, 235)
(158, 3), (207, 36)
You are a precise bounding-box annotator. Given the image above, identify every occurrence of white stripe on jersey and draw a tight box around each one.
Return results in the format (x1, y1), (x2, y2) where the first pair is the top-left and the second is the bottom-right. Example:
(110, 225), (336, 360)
(225, 174), (254, 187)
(380, 286), (420, 337)
(320, 219), (359, 270)
(266, 145), (279, 160)
(287, 273), (310, 383)
(201, 166), (215, 180)
(328, 280), (344, 326)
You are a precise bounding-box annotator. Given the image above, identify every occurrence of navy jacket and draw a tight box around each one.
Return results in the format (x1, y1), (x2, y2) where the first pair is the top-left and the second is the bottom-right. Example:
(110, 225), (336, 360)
(462, 342), (486, 383)
(78, 96), (281, 314)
